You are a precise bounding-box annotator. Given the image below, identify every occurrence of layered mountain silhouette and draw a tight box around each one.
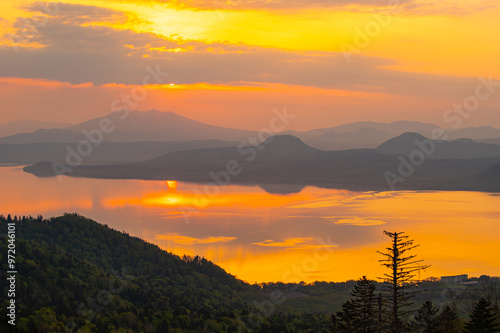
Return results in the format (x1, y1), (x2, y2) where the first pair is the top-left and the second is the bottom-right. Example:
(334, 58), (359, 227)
(0, 128), (88, 144)
(446, 126), (500, 141)
(376, 132), (500, 159)
(4, 110), (500, 190)
(0, 120), (72, 137)
(23, 135), (500, 192)
(0, 110), (255, 144)
(282, 120), (448, 150)
(284, 121), (500, 150)
(2, 110), (500, 150)
(0, 140), (238, 165)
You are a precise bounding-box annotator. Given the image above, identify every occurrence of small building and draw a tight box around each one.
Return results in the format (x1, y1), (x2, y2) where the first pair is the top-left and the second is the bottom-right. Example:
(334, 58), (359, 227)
(441, 274), (468, 284)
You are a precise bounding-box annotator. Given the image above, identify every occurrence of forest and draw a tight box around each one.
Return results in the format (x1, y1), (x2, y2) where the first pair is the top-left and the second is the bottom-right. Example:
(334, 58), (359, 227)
(1, 214), (499, 332)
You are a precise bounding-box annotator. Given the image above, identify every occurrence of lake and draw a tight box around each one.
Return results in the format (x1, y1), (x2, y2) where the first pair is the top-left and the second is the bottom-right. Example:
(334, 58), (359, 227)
(1, 165), (499, 283)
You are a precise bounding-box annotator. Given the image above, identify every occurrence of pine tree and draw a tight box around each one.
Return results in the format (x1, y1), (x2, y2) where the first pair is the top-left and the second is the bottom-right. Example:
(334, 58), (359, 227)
(464, 298), (500, 333)
(336, 277), (379, 333)
(377, 231), (430, 333)
(436, 305), (462, 333)
(410, 301), (438, 333)
(330, 314), (338, 333)
(350, 276), (379, 333)
(336, 300), (357, 333)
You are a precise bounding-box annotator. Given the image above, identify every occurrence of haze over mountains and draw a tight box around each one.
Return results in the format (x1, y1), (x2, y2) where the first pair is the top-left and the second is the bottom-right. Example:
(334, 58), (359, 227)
(24, 135), (500, 192)
(0, 110), (255, 144)
(0, 140), (238, 165)
(283, 121), (500, 150)
(2, 109), (500, 149)
(3, 109), (500, 191)
(0, 120), (72, 138)
(376, 132), (500, 159)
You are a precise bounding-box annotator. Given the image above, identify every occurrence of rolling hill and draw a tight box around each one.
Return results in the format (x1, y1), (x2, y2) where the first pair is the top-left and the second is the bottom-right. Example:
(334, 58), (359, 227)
(3, 110), (500, 152)
(0, 214), (331, 332)
(0, 140), (238, 165)
(23, 135), (500, 192)
(0, 120), (72, 137)
(375, 132), (500, 159)
(284, 121), (500, 150)
(0, 110), (255, 144)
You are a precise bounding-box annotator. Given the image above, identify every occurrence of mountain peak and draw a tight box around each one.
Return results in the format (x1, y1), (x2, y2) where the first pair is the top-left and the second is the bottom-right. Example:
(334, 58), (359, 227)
(375, 132), (431, 155)
(261, 135), (320, 153)
(393, 132), (427, 140)
(65, 109), (255, 142)
(452, 138), (476, 144)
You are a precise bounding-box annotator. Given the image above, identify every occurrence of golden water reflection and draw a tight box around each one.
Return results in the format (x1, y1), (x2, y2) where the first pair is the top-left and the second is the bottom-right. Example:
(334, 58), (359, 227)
(1, 166), (499, 283)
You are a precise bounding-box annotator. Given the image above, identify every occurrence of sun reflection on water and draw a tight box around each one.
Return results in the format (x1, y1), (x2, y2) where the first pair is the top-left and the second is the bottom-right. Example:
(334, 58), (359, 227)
(1, 166), (499, 283)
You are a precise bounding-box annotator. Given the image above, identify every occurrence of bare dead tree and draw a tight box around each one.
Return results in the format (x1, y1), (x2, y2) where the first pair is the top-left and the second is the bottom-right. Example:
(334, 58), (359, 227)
(377, 231), (430, 333)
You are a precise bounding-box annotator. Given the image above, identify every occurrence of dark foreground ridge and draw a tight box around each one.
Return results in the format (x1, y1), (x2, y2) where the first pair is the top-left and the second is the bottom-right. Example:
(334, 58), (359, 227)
(0, 214), (332, 332)
(1, 214), (499, 332)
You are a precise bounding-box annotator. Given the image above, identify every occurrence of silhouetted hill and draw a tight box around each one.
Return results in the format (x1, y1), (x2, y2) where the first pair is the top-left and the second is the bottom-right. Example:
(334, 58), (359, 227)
(0, 110), (256, 144)
(478, 137), (500, 145)
(447, 126), (500, 140)
(376, 132), (431, 155)
(306, 127), (393, 150)
(477, 162), (500, 187)
(23, 135), (500, 191)
(284, 121), (500, 150)
(0, 140), (238, 165)
(287, 121), (442, 150)
(259, 135), (320, 154)
(3, 112), (500, 152)
(0, 120), (72, 137)
(376, 132), (500, 159)
(70, 109), (257, 142)
(0, 129), (85, 144)
(141, 135), (318, 167)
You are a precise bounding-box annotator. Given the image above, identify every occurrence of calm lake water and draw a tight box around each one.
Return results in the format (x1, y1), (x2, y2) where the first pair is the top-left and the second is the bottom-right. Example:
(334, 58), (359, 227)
(1, 165), (499, 283)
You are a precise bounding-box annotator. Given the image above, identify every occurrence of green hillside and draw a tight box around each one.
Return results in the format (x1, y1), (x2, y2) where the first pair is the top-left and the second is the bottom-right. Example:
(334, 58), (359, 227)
(0, 214), (330, 332)
(1, 214), (499, 332)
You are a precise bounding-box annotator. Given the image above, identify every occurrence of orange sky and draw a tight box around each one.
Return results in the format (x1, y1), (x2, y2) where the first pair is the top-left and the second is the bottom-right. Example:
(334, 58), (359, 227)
(0, 0), (499, 129)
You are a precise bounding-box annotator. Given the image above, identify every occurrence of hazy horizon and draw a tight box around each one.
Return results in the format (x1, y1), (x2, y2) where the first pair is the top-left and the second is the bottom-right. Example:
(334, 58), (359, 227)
(2, 109), (500, 133)
(1, 0), (499, 130)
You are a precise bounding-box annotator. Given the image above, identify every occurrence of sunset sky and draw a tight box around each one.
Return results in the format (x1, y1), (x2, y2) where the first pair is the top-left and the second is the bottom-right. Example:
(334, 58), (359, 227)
(0, 0), (499, 130)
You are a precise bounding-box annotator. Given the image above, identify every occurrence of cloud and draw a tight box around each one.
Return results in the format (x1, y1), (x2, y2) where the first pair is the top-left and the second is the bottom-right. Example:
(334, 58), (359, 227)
(21, 2), (128, 24)
(156, 233), (237, 245)
(167, 0), (413, 10)
(0, 3), (491, 97)
(253, 237), (338, 249)
(155, 0), (494, 16)
(330, 217), (387, 226)
(399, 1), (497, 16)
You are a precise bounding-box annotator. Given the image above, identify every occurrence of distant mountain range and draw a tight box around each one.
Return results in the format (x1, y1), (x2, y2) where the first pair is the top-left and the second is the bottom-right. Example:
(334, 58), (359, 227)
(0, 120), (72, 138)
(0, 110), (256, 144)
(282, 120), (438, 150)
(0, 140), (238, 165)
(284, 121), (500, 150)
(4, 110), (500, 191)
(2, 110), (500, 150)
(24, 135), (500, 192)
(376, 132), (500, 159)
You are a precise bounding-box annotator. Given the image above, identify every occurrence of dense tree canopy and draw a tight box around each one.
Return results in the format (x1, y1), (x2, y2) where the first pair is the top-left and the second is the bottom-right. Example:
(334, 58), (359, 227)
(1, 215), (499, 332)
(0, 214), (331, 332)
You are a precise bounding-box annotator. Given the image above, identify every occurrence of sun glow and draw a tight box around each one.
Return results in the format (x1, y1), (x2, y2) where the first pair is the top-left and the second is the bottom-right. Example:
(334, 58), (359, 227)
(166, 180), (177, 191)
